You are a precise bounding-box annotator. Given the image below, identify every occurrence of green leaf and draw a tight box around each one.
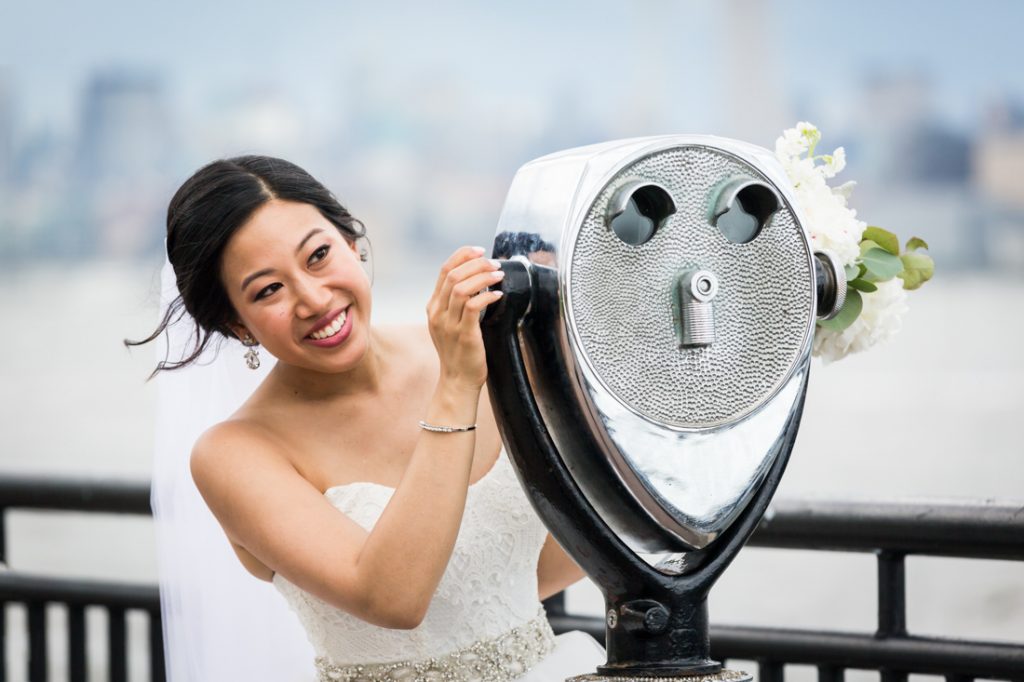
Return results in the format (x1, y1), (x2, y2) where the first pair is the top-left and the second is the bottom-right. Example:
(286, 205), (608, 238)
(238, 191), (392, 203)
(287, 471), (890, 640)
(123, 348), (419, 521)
(860, 239), (881, 256)
(906, 236), (929, 252)
(899, 251), (935, 290)
(844, 263), (860, 281)
(848, 278), (878, 293)
(817, 289), (863, 332)
(862, 226), (900, 255)
(860, 247), (904, 282)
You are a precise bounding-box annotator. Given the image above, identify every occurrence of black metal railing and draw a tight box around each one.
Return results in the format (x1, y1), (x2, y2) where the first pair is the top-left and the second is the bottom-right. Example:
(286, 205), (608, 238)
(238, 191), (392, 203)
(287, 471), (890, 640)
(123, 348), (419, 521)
(1, 475), (1022, 681)
(0, 475), (162, 682)
(544, 498), (1024, 682)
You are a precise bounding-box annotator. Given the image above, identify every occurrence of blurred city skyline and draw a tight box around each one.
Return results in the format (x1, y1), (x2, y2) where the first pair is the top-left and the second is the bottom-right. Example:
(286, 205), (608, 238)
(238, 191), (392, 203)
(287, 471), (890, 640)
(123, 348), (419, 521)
(1, 0), (1023, 272)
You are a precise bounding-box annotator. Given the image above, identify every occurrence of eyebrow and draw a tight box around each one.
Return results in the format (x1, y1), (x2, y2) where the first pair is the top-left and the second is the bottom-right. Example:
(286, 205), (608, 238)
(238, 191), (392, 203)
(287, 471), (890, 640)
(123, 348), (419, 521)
(240, 228), (325, 293)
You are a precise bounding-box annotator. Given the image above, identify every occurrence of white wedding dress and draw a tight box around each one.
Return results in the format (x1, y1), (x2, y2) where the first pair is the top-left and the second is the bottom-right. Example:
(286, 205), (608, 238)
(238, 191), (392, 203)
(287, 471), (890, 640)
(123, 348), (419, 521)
(271, 445), (606, 681)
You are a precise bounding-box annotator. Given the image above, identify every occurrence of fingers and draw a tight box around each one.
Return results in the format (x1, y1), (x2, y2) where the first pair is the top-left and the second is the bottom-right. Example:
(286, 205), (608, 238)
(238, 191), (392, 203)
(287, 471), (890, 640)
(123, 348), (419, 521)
(447, 267), (505, 326)
(460, 286), (504, 327)
(424, 247), (506, 390)
(430, 246), (486, 305)
(436, 253), (501, 321)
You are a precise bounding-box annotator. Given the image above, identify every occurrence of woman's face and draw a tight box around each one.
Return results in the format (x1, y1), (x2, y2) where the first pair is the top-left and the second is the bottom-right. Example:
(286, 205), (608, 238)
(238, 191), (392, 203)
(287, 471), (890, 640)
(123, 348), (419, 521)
(220, 198), (373, 373)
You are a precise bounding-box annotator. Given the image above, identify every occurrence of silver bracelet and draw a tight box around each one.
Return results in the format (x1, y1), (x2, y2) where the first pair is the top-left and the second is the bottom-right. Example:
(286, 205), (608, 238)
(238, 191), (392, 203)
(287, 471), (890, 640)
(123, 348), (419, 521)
(418, 419), (477, 433)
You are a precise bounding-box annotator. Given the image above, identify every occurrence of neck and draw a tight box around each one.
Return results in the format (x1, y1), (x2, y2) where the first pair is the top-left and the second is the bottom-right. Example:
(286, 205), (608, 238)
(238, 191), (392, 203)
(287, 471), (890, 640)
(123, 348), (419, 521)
(268, 326), (390, 402)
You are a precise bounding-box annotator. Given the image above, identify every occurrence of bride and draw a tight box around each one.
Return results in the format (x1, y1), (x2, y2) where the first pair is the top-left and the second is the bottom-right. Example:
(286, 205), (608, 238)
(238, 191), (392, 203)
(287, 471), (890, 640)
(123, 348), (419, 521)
(128, 155), (605, 680)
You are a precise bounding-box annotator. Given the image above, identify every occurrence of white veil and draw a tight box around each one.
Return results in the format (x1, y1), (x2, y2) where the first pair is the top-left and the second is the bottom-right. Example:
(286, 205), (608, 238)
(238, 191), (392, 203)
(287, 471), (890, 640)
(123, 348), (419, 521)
(150, 238), (316, 681)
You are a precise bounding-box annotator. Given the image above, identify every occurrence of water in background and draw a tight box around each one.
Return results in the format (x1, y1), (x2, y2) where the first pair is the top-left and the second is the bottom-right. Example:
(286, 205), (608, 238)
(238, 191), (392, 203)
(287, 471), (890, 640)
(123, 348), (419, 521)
(1, 261), (1022, 680)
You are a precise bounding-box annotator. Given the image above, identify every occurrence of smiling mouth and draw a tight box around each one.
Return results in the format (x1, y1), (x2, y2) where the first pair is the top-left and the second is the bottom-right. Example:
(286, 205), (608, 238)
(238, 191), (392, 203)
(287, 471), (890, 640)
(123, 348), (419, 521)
(305, 307), (349, 340)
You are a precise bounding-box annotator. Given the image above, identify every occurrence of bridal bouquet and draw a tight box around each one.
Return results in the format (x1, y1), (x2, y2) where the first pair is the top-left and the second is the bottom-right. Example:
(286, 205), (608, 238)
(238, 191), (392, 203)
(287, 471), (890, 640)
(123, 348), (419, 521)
(774, 122), (935, 363)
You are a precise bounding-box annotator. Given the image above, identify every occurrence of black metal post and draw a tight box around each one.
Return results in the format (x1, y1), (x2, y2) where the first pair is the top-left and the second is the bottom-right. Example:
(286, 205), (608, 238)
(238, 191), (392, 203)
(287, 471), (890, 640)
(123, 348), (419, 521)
(27, 601), (46, 682)
(878, 550), (908, 682)
(109, 606), (127, 682)
(68, 603), (86, 682)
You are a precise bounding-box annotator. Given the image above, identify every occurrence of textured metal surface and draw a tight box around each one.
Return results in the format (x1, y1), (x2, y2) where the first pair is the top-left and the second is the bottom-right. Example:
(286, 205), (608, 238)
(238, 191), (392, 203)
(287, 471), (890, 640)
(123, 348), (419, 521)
(492, 136), (815, 552)
(568, 145), (813, 429)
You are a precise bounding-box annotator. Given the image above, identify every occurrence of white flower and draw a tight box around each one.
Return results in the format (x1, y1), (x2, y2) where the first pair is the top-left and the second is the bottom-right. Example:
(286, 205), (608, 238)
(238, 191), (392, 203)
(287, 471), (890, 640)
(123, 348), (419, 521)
(820, 147), (846, 178)
(813, 278), (909, 363)
(775, 128), (809, 159)
(774, 124), (862, 266)
(832, 180), (857, 201)
(774, 121), (819, 162)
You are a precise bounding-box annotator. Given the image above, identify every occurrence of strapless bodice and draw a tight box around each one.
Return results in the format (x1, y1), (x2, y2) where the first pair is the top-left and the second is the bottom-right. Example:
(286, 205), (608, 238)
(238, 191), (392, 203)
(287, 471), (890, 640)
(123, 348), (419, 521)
(271, 447), (554, 669)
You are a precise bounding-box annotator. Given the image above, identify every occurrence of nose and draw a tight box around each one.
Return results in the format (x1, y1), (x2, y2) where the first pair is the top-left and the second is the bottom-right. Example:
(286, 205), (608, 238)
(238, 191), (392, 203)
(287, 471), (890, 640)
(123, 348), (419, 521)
(292, 275), (333, 320)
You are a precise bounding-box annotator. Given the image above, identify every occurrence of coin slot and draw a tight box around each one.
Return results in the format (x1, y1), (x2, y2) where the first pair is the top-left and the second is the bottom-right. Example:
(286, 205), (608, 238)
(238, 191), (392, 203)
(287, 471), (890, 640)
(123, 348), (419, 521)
(607, 181), (676, 246)
(711, 179), (780, 244)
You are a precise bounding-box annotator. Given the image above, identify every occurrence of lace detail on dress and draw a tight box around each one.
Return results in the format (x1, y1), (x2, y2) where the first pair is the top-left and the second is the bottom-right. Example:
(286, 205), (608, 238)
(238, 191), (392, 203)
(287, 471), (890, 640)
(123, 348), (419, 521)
(313, 606), (555, 681)
(272, 447), (552, 668)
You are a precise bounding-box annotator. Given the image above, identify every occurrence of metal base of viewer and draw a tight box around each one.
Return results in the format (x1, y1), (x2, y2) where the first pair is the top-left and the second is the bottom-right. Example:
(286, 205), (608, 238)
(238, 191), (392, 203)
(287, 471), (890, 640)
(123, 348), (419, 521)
(568, 670), (751, 682)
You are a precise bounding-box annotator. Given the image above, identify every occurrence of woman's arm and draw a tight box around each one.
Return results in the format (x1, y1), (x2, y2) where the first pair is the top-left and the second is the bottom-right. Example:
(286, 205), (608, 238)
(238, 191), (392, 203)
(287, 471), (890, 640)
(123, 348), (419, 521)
(191, 377), (481, 630)
(536, 532), (587, 601)
(191, 246), (505, 631)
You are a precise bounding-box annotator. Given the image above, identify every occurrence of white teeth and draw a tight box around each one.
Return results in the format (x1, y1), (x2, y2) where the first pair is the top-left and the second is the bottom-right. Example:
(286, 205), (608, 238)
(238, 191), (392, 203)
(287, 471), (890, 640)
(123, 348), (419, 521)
(310, 309), (347, 340)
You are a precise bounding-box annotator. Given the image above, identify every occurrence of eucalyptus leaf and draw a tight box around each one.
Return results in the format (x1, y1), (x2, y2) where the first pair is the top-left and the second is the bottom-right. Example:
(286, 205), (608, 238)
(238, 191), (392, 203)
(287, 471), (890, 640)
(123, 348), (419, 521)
(848, 278), (878, 293)
(817, 289), (863, 332)
(900, 268), (923, 290)
(899, 251), (935, 290)
(860, 239), (881, 257)
(863, 226), (900, 256)
(860, 247), (903, 282)
(906, 236), (929, 252)
(844, 264), (860, 281)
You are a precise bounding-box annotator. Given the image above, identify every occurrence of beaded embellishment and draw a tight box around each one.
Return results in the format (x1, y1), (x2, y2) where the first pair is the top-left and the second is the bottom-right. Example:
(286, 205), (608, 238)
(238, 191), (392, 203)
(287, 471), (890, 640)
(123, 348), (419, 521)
(313, 608), (556, 681)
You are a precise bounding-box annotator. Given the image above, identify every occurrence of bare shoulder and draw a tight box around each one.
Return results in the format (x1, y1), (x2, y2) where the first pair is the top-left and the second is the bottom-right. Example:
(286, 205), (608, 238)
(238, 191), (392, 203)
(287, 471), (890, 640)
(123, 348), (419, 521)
(189, 419), (301, 538)
(191, 419), (293, 486)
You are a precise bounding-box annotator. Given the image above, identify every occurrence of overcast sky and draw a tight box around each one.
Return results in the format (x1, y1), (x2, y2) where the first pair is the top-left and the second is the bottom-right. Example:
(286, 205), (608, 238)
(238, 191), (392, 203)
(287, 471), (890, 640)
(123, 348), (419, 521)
(1, 0), (1022, 138)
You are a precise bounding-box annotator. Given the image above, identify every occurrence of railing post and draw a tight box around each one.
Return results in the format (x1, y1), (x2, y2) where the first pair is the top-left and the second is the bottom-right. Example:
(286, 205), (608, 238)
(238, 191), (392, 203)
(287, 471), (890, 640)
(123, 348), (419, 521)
(0, 506), (6, 682)
(542, 591), (566, 619)
(149, 606), (166, 682)
(877, 549), (908, 682)
(817, 664), (844, 682)
(68, 603), (87, 682)
(876, 549), (907, 637)
(27, 601), (46, 682)
(108, 606), (127, 682)
(758, 659), (784, 682)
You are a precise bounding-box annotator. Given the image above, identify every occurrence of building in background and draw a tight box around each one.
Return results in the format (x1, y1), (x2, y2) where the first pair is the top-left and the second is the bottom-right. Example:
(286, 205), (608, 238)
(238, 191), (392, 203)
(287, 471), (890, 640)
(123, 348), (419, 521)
(0, 70), (15, 259)
(73, 68), (176, 260)
(973, 99), (1024, 270)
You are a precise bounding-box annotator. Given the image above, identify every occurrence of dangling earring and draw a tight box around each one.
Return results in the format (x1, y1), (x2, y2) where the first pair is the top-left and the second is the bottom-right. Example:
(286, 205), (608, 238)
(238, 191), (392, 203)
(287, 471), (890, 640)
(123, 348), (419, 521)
(241, 333), (261, 370)
(355, 234), (373, 286)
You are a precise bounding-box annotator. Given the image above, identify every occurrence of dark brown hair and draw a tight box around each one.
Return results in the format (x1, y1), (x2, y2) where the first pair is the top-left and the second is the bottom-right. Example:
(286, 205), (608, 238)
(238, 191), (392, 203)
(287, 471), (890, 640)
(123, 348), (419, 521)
(124, 155), (366, 381)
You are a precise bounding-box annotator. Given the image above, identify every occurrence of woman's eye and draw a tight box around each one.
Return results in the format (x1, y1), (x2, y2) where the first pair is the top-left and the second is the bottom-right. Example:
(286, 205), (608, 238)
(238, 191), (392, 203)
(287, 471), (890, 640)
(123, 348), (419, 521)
(309, 244), (330, 264)
(254, 283), (281, 301)
(253, 245), (330, 301)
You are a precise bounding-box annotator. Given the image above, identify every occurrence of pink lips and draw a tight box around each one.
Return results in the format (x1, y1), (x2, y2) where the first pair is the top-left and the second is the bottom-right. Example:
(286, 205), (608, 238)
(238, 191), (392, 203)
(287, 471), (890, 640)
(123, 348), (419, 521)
(304, 306), (352, 348)
(305, 306), (347, 337)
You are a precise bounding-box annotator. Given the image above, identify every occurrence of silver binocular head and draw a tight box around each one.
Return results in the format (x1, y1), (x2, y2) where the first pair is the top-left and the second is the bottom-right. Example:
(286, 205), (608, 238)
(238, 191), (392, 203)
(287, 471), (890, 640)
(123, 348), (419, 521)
(492, 135), (843, 555)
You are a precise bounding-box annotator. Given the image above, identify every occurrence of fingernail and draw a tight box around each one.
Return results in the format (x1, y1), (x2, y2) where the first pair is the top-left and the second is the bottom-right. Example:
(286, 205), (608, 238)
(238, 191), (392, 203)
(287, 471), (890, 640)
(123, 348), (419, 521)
(489, 258), (501, 268)
(472, 246), (486, 254)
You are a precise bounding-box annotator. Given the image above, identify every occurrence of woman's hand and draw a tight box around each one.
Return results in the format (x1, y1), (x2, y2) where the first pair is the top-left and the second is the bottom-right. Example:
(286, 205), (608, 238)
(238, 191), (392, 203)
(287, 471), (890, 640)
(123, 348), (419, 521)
(426, 246), (504, 392)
